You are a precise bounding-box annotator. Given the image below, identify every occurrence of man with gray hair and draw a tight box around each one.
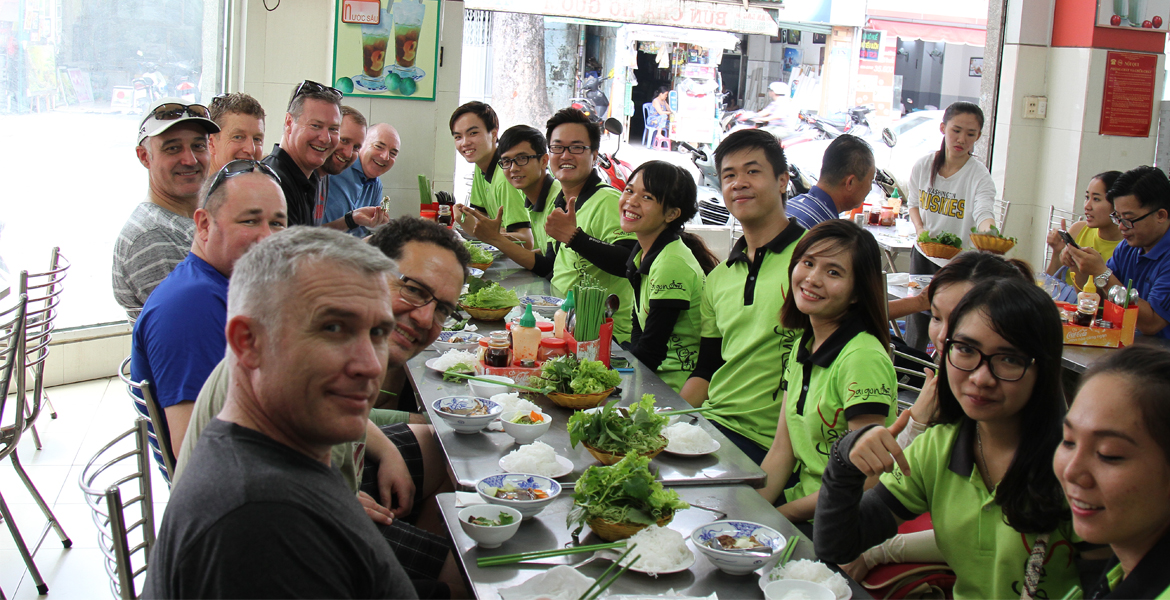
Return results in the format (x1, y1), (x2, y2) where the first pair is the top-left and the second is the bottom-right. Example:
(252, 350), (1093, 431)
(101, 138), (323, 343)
(786, 134), (876, 230)
(318, 106), (390, 234)
(143, 228), (419, 599)
(325, 122), (401, 236)
(131, 161), (287, 468)
(262, 80), (342, 226)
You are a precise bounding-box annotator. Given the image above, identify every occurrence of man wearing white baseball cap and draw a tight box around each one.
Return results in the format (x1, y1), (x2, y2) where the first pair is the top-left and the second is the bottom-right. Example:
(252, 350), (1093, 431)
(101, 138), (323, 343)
(113, 98), (220, 323)
(747, 81), (797, 133)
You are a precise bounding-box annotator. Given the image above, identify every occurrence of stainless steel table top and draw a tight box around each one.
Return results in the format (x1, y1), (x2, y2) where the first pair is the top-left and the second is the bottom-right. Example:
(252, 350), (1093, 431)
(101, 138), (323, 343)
(437, 485), (870, 600)
(407, 258), (766, 491)
(1059, 334), (1170, 373)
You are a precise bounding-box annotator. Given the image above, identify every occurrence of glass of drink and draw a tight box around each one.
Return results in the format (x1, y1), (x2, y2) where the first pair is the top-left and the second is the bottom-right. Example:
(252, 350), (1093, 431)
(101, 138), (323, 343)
(1128, 0), (1146, 26)
(357, 9), (392, 90)
(1114, 0), (1129, 24)
(392, 0), (425, 70)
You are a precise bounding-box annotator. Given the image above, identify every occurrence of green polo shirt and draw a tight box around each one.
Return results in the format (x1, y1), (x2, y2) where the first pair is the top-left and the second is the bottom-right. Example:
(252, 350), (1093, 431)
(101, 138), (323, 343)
(631, 233), (704, 392)
(783, 318), (896, 503)
(525, 175), (561, 255)
(470, 154), (530, 232)
(876, 420), (1081, 599)
(1094, 529), (1170, 598)
(551, 173), (636, 343)
(699, 219), (805, 449)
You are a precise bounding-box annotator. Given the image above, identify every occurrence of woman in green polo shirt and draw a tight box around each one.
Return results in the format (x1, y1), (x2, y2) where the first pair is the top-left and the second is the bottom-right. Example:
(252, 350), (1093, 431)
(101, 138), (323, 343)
(758, 220), (897, 522)
(815, 279), (1085, 600)
(616, 161), (718, 392)
(1056, 345), (1170, 599)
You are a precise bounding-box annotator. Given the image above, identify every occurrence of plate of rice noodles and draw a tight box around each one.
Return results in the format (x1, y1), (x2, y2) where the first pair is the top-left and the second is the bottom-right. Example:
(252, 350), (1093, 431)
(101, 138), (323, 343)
(661, 422), (720, 456)
(498, 441), (573, 478)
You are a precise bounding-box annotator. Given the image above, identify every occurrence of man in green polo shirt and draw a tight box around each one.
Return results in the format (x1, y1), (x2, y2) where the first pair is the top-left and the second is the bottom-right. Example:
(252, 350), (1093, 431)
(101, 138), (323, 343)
(449, 101), (532, 249)
(456, 125), (561, 272)
(680, 129), (805, 463)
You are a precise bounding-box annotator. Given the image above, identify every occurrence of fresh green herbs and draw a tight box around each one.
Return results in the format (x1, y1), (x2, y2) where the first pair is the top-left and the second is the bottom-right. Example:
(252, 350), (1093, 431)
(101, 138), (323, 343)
(972, 224), (1017, 243)
(573, 274), (607, 342)
(442, 318), (469, 332)
(464, 241), (495, 264)
(468, 511), (515, 527)
(568, 395), (668, 455)
(530, 354), (622, 395)
(917, 231), (963, 248)
(460, 280), (519, 310)
(442, 363), (476, 382)
(567, 454), (688, 530)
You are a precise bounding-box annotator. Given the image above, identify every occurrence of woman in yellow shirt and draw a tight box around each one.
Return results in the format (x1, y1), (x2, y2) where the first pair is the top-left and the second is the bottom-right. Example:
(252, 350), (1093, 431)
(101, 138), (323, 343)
(1046, 171), (1122, 297)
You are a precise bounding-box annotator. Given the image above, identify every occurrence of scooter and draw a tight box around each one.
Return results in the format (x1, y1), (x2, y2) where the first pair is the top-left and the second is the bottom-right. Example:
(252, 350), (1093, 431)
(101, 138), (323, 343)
(596, 118), (632, 192)
(569, 74), (611, 123)
(678, 141), (724, 226)
(811, 104), (875, 138)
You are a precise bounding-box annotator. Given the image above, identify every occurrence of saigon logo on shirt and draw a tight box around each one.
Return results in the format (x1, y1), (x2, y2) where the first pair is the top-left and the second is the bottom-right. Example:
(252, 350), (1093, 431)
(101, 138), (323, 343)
(845, 381), (894, 404)
(650, 278), (687, 295)
(919, 189), (966, 219)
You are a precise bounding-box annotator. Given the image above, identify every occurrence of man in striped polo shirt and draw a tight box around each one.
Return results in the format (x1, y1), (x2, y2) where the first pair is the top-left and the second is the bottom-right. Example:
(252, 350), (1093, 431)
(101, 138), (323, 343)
(786, 134), (875, 231)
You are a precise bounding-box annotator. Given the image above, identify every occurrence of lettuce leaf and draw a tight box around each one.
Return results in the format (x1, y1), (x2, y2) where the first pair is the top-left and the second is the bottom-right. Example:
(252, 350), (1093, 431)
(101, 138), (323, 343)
(464, 241), (494, 264)
(461, 281), (518, 309)
(567, 454), (688, 529)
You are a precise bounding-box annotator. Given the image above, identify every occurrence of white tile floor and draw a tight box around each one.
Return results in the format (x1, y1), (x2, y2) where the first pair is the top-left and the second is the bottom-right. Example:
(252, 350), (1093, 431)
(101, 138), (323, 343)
(2, 376), (171, 599)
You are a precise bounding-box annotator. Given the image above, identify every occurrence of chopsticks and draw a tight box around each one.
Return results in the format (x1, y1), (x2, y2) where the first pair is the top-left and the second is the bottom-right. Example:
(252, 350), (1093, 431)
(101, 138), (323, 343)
(476, 541), (626, 567)
(442, 372), (552, 394)
(578, 544), (640, 600)
(778, 537), (799, 566)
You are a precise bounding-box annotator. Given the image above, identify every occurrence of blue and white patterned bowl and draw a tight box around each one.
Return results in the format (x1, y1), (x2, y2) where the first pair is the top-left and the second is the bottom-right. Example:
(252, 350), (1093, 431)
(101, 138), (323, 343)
(433, 330), (483, 352)
(518, 295), (564, 316)
(475, 473), (562, 519)
(690, 520), (786, 575)
(431, 396), (501, 434)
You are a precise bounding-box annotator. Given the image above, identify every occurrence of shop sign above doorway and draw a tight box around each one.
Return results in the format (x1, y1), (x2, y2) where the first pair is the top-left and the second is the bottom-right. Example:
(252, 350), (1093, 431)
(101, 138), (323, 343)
(463, 0), (780, 36)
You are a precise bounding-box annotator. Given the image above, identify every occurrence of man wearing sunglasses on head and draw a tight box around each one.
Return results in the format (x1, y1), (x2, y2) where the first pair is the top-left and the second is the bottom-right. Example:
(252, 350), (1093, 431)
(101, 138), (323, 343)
(113, 98), (220, 323)
(1065, 165), (1170, 339)
(131, 160), (287, 469)
(261, 80), (344, 227)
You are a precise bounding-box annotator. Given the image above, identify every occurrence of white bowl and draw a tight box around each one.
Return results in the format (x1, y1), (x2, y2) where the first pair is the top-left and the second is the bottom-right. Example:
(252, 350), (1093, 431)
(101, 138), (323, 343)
(764, 580), (836, 600)
(500, 410), (552, 444)
(468, 375), (513, 398)
(476, 473), (561, 519)
(432, 396), (502, 434)
(458, 505), (522, 549)
(433, 331), (483, 352)
(690, 520), (785, 575)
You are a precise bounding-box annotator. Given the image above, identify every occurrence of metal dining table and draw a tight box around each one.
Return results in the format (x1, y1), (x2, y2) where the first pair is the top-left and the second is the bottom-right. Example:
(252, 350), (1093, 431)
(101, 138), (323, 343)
(863, 221), (915, 273)
(405, 257), (767, 491)
(1060, 334), (1170, 373)
(437, 484), (871, 600)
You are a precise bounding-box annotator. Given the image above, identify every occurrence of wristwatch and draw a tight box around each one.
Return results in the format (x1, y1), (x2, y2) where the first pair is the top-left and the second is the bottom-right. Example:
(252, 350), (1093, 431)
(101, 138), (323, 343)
(344, 211), (358, 230)
(1094, 268), (1112, 288)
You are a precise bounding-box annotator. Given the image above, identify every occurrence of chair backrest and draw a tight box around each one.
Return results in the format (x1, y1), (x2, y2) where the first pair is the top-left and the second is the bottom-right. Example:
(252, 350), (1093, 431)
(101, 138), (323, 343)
(79, 418), (157, 600)
(993, 198), (1011, 231)
(1046, 205), (1084, 266)
(642, 102), (653, 121)
(118, 356), (174, 485)
(0, 296), (28, 458)
(890, 343), (937, 413)
(19, 247), (69, 427)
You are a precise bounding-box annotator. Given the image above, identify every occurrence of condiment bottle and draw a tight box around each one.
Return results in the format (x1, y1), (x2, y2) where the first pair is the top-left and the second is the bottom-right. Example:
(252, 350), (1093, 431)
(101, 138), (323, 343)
(512, 304), (542, 363)
(1076, 278), (1100, 326)
(537, 322), (554, 338)
(554, 290), (575, 339)
(477, 337), (490, 363)
(538, 337), (568, 362)
(485, 331), (511, 368)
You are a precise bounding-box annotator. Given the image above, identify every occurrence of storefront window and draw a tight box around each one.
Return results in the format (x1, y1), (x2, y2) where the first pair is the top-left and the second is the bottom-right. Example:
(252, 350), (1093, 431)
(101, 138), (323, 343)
(0, 0), (220, 329)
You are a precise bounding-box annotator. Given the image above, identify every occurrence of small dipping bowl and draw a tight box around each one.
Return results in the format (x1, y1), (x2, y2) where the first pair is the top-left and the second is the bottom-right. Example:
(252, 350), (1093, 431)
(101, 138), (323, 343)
(500, 409), (552, 445)
(431, 396), (502, 434)
(458, 504), (522, 549)
(476, 473), (561, 519)
(691, 520), (785, 575)
(468, 375), (514, 399)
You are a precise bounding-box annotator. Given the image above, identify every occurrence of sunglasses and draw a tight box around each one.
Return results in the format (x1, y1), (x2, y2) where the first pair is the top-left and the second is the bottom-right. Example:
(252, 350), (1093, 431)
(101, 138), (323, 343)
(289, 80), (343, 109)
(142, 102), (210, 126)
(207, 159), (282, 198)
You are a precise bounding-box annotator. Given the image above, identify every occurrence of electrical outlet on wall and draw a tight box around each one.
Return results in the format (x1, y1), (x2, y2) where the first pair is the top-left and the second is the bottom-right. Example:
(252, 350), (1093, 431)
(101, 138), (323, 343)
(1023, 95), (1047, 119)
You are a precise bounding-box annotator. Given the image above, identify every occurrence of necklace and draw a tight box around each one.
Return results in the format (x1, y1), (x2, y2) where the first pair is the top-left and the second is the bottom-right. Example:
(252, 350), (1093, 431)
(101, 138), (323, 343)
(976, 424), (997, 492)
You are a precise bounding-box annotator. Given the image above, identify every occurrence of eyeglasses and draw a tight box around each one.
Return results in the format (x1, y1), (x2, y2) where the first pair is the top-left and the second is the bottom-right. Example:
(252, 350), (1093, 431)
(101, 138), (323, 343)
(289, 80), (343, 108)
(1110, 210), (1157, 229)
(396, 275), (457, 326)
(548, 144), (591, 155)
(945, 339), (1034, 382)
(499, 153), (544, 169)
(142, 102), (210, 126)
(206, 159), (282, 198)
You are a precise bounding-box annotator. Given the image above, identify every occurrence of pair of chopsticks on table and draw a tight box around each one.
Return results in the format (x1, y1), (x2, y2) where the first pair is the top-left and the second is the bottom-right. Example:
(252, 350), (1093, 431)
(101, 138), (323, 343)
(478, 542), (640, 600)
(444, 372), (718, 416)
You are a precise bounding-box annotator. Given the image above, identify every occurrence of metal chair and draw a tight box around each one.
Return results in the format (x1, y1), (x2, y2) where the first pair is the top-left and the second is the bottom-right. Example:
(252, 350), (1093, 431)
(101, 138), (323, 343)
(1, 295), (70, 595)
(1045, 204), (1084, 267)
(79, 418), (158, 600)
(992, 197), (1011, 231)
(119, 356), (174, 485)
(19, 247), (70, 450)
(890, 342), (937, 414)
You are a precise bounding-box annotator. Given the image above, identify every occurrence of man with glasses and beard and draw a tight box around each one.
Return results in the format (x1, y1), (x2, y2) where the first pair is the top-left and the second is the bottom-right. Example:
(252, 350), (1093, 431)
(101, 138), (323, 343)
(1065, 165), (1170, 339)
(261, 80), (342, 227)
(113, 98), (219, 323)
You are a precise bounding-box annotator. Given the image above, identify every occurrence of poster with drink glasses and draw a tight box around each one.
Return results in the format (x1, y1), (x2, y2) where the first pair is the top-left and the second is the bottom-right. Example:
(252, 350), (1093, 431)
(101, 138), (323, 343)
(332, 0), (440, 100)
(1097, 0), (1168, 29)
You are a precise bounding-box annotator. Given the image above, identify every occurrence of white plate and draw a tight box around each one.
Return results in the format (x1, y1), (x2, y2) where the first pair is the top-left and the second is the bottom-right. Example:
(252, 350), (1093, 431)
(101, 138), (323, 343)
(425, 357), (475, 376)
(498, 454), (573, 479)
(663, 438), (720, 456)
(758, 563), (853, 600)
(619, 546), (696, 575)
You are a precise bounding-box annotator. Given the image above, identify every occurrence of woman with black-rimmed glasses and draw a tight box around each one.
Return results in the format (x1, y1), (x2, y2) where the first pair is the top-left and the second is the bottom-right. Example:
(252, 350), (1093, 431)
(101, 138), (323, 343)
(815, 279), (1098, 600)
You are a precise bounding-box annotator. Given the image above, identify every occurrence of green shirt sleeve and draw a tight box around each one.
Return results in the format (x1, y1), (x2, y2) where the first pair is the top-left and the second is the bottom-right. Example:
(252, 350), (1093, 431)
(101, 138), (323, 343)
(468, 165), (489, 211)
(878, 426), (936, 516)
(647, 251), (699, 306)
(837, 342), (898, 423)
(492, 173), (530, 230)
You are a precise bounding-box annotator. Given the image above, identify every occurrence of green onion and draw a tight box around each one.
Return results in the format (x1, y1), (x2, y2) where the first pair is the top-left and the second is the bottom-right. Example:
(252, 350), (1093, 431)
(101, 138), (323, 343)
(578, 544), (639, 600)
(779, 536), (799, 566)
(441, 372), (553, 394)
(573, 274), (606, 342)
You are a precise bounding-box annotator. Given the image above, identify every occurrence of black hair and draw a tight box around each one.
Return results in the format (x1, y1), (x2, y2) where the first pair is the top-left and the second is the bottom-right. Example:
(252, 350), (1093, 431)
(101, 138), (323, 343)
(780, 220), (890, 349)
(925, 251), (1033, 305)
(1106, 165), (1170, 212)
(714, 128), (788, 184)
(655, 86), (670, 97)
(449, 101), (499, 134)
(935, 279), (1068, 534)
(819, 134), (875, 187)
(1091, 170), (1122, 203)
(1080, 344), (1170, 465)
(546, 108), (601, 152)
(930, 102), (984, 187)
(626, 160), (719, 274)
(368, 217), (471, 279)
(498, 124), (547, 156)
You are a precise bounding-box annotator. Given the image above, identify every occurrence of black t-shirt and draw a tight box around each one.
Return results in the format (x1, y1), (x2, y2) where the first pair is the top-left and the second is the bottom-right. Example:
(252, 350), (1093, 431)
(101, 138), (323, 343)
(142, 418), (417, 599)
(262, 144), (320, 227)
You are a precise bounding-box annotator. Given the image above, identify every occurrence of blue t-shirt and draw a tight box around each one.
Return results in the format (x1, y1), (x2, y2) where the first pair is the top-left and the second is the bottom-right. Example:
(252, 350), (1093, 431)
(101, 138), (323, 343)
(1107, 229), (1170, 339)
(324, 160), (383, 236)
(786, 186), (839, 231)
(131, 253), (229, 412)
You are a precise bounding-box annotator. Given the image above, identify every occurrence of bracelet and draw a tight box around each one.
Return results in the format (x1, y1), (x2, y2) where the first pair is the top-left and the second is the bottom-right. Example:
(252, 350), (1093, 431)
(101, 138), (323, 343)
(344, 211), (359, 230)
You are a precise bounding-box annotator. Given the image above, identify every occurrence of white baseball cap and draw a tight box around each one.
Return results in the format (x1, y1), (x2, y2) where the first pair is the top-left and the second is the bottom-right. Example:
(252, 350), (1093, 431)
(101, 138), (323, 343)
(768, 82), (790, 95)
(137, 97), (220, 145)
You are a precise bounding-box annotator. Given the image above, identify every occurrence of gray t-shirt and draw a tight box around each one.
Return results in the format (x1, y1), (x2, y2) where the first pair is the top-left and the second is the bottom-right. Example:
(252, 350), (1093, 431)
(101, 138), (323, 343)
(112, 201), (195, 323)
(143, 418), (417, 600)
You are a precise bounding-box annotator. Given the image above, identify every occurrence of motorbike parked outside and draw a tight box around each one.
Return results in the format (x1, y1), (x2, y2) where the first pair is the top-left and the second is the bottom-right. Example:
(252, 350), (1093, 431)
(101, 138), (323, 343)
(596, 118), (632, 192)
(569, 74), (611, 123)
